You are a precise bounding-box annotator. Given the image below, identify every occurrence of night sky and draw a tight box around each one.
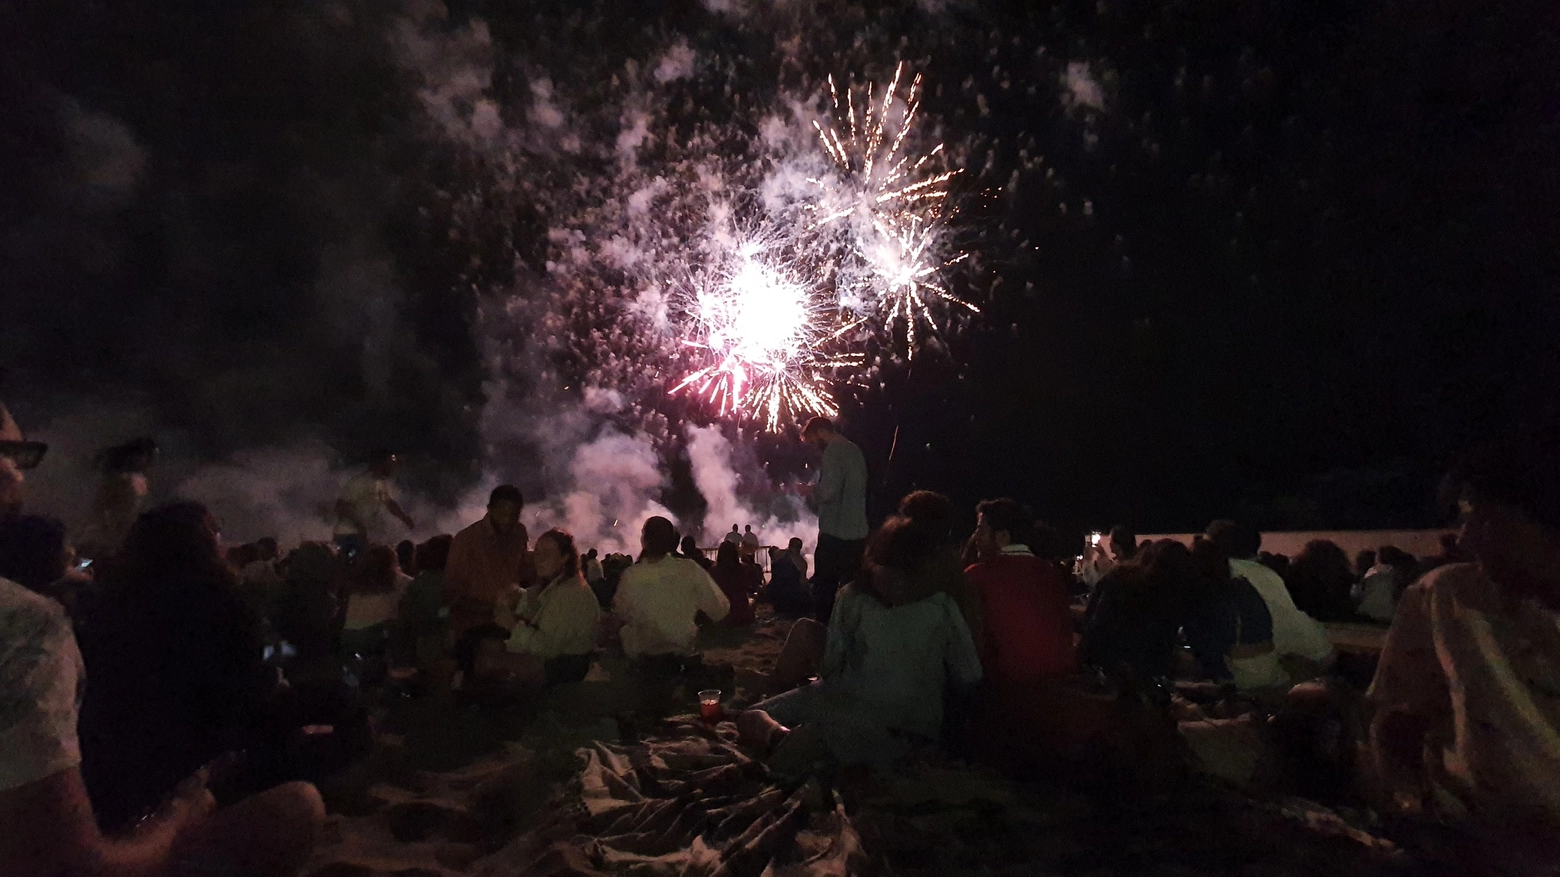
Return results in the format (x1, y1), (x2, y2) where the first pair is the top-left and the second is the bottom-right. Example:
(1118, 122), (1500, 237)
(2, 0), (1556, 537)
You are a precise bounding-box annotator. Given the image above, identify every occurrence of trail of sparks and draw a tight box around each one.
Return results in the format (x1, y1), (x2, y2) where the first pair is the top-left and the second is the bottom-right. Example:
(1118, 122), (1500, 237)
(808, 62), (978, 358)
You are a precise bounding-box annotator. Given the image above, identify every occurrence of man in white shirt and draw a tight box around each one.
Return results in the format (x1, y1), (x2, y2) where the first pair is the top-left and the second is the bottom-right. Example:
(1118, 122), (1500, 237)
(798, 417), (869, 624)
(333, 449), (414, 557)
(1368, 436), (1560, 862)
(1206, 520), (1335, 670)
(612, 517), (729, 659)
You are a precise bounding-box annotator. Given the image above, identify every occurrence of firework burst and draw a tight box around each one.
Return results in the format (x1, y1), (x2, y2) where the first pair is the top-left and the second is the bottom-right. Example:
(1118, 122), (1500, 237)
(671, 238), (863, 431)
(809, 62), (978, 356)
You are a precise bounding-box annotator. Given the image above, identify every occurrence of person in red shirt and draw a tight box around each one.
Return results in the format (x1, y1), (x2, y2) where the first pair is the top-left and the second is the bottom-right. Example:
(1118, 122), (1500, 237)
(964, 498), (1075, 681)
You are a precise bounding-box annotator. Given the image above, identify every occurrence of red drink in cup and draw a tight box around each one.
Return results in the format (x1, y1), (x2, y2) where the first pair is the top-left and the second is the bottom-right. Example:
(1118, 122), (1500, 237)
(698, 689), (722, 726)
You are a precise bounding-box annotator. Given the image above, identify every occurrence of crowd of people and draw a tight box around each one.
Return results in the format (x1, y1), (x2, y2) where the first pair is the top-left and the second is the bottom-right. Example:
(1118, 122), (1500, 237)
(2, 398), (1558, 873)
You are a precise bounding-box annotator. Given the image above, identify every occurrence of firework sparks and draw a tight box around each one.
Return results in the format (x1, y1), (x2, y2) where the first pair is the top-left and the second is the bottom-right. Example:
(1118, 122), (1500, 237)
(808, 62), (978, 356)
(671, 240), (863, 431)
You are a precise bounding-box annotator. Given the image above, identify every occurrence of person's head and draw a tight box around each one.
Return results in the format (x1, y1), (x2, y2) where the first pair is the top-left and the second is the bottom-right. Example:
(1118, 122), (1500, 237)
(680, 535), (700, 557)
(414, 534), (453, 572)
(744, 525), (752, 534)
(974, 498), (1033, 554)
(730, 524), (739, 533)
(716, 540), (740, 571)
(486, 485), (523, 533)
(586, 547), (598, 560)
(787, 536), (803, 553)
(640, 516), (680, 560)
(1378, 545), (1418, 573)
(117, 501), (224, 581)
(347, 544), (401, 594)
(1354, 549), (1377, 576)
(801, 416), (837, 451)
(368, 449), (400, 479)
(1295, 540), (1352, 580)
(533, 528), (580, 583)
(0, 515), (71, 592)
(860, 515), (939, 605)
(256, 537), (279, 562)
(1205, 519), (1260, 559)
(1187, 537), (1235, 603)
(1108, 524), (1138, 561)
(1446, 434), (1560, 609)
(898, 491), (954, 544)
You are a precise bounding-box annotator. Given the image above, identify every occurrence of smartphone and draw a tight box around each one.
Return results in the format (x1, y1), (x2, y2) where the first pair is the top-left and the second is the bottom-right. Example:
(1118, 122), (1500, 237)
(1089, 532), (1103, 546)
(76, 558), (93, 571)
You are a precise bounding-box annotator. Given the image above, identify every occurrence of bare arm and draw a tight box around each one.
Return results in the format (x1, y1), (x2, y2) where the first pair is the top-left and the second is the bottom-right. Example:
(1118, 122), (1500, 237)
(0, 767), (209, 877)
(385, 498), (414, 529)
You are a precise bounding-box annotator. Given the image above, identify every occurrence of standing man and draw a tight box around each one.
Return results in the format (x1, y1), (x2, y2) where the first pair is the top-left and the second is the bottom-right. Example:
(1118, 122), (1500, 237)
(798, 417), (868, 624)
(332, 449), (414, 558)
(445, 485), (530, 633)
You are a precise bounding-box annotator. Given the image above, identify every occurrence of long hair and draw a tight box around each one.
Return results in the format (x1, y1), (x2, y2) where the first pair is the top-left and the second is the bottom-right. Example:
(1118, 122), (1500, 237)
(537, 528), (581, 581)
(857, 515), (940, 606)
(715, 540), (740, 574)
(111, 501), (229, 592)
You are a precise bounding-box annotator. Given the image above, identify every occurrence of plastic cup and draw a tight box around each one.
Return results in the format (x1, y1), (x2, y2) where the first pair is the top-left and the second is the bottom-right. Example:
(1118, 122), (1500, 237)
(698, 689), (722, 725)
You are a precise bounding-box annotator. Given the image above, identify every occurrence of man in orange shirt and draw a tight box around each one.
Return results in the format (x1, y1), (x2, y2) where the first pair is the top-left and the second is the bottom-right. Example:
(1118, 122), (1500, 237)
(445, 485), (530, 631)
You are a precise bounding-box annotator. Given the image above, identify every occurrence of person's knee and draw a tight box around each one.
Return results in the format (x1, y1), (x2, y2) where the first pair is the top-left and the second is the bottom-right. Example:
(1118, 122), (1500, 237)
(262, 781), (326, 849)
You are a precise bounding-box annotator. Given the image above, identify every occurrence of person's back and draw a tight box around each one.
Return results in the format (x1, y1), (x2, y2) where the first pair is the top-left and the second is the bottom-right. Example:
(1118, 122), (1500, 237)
(1230, 556), (1334, 662)
(966, 551), (1074, 680)
(614, 555), (730, 657)
(76, 506), (272, 832)
(1285, 541), (1356, 622)
(78, 570), (270, 832)
(1078, 566), (1179, 680)
(765, 549), (812, 617)
(710, 545), (755, 626)
(824, 583), (980, 741)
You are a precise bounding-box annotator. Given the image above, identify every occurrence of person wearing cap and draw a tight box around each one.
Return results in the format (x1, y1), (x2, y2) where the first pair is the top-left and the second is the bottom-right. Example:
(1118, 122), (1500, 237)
(332, 449), (414, 558)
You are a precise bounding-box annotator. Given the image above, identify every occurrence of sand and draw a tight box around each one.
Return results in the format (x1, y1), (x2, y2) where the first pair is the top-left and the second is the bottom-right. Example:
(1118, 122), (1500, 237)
(302, 609), (1421, 877)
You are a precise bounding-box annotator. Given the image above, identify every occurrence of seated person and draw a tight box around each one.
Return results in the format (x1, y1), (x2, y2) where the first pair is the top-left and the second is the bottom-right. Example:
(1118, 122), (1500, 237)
(1367, 439), (1560, 857)
(502, 529), (601, 685)
(1077, 539), (1186, 682)
(75, 502), (279, 833)
(739, 516), (983, 770)
(611, 517), (729, 660)
(269, 542), (344, 673)
(1284, 539), (1357, 623)
(709, 541), (757, 626)
(896, 491), (986, 653)
(1206, 520), (1336, 672)
(680, 535), (713, 572)
(339, 544), (410, 658)
(1181, 539), (1286, 690)
(400, 534), (453, 670)
(964, 498), (1073, 682)
(764, 541), (813, 619)
(0, 572), (324, 877)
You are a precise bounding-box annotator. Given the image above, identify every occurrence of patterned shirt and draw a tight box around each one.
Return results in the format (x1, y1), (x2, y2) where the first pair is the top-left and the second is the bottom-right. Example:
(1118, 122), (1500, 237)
(0, 577), (84, 791)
